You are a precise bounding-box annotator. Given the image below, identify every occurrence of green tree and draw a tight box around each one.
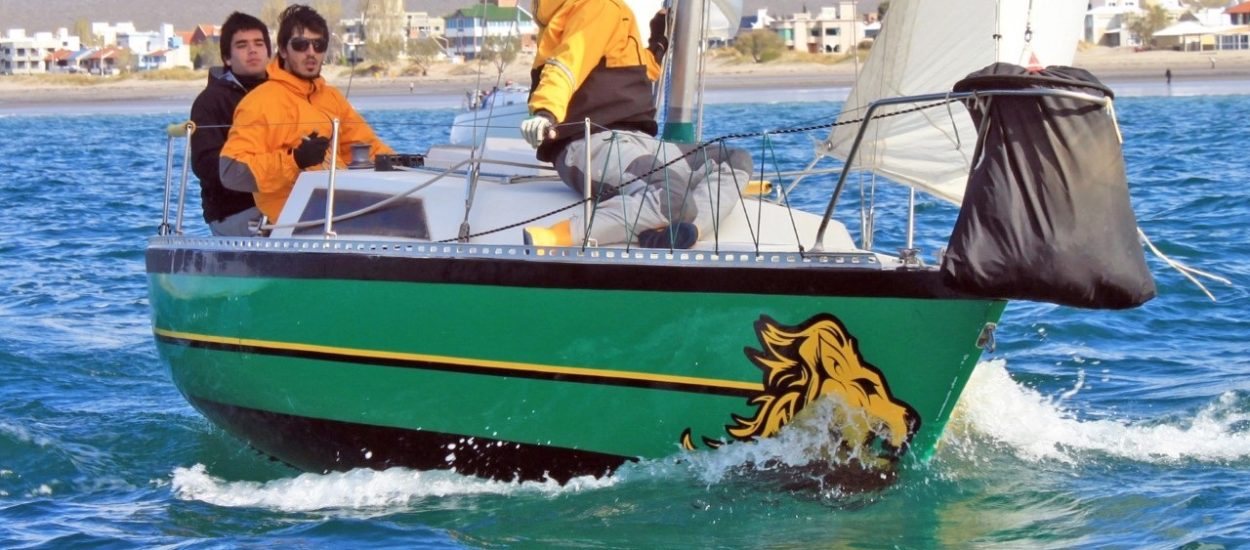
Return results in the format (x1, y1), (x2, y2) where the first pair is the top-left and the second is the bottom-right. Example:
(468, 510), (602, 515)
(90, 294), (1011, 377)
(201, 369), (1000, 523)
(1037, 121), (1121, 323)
(479, 35), (519, 78)
(406, 37), (442, 76)
(314, 0), (345, 64)
(190, 43), (218, 69)
(734, 29), (785, 63)
(313, 0), (343, 28)
(361, 0), (404, 67)
(261, 0), (288, 32)
(1126, 1), (1173, 48)
(73, 18), (98, 48)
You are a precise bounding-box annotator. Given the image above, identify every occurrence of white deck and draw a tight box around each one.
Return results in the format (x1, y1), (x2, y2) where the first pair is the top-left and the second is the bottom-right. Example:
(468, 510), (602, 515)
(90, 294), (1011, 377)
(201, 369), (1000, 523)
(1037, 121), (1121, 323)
(271, 119), (861, 254)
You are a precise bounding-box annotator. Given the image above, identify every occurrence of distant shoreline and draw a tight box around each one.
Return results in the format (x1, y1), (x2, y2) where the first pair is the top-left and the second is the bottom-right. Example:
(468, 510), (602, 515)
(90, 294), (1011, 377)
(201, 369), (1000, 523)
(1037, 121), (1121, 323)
(2, 47), (1248, 116)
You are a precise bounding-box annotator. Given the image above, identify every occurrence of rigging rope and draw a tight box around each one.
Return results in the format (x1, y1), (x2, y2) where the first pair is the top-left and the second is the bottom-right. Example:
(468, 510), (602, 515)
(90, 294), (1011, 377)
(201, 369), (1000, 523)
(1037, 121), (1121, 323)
(436, 98), (959, 243)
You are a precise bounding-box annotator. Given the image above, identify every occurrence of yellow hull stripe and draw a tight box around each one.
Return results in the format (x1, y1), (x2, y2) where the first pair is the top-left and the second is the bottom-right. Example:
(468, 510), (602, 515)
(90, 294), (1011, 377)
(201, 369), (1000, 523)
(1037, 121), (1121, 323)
(155, 328), (765, 393)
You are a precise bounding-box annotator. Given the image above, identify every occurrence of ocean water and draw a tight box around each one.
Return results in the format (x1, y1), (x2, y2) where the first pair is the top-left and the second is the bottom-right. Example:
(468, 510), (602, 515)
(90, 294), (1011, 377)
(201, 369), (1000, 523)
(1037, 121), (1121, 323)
(1, 84), (1249, 548)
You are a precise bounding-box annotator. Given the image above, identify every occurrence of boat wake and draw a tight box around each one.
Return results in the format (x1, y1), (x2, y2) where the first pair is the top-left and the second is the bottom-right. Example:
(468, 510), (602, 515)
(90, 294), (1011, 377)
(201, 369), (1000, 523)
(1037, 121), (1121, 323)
(170, 397), (904, 510)
(948, 359), (1250, 464)
(169, 463), (618, 512)
(170, 359), (1250, 511)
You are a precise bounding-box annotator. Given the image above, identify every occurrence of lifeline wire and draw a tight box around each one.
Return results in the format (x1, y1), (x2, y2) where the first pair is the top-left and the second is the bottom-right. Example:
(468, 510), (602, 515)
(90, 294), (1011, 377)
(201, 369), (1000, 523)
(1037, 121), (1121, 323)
(438, 98), (958, 243)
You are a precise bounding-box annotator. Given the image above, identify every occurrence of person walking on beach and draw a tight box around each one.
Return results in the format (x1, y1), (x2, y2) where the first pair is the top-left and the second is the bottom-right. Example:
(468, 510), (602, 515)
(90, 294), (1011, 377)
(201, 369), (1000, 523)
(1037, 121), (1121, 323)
(189, 12), (270, 236)
(220, 4), (393, 223)
(519, 0), (751, 249)
(1165, 68), (1172, 85)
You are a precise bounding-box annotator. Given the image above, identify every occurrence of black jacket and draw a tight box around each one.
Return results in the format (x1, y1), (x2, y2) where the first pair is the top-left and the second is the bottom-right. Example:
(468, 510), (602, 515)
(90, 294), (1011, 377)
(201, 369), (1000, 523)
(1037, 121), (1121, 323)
(189, 67), (265, 223)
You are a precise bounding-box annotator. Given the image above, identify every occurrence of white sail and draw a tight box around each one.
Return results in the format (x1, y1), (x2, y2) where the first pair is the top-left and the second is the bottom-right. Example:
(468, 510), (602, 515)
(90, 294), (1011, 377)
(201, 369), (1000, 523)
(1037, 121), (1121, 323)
(826, 0), (1087, 204)
(626, 0), (744, 41)
(709, 0), (745, 38)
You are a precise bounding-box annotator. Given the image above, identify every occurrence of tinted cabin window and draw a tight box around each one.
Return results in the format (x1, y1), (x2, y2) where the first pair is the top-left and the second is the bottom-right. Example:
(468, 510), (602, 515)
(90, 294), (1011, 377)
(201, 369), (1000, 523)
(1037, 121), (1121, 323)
(295, 189), (430, 240)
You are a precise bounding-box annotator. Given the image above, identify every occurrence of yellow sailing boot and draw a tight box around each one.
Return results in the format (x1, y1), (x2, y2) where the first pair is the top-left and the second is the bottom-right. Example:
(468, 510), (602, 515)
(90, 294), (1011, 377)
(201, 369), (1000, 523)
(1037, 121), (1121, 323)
(523, 219), (573, 246)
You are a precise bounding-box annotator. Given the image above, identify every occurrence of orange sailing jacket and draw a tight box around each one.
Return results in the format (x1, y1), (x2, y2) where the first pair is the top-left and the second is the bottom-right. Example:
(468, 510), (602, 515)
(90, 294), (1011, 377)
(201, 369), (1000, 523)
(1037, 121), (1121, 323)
(220, 57), (393, 220)
(529, 0), (664, 162)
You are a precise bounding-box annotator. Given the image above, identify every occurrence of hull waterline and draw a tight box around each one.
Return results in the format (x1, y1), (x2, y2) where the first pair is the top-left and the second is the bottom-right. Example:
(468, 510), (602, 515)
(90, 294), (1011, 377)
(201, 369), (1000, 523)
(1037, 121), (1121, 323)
(147, 238), (1004, 482)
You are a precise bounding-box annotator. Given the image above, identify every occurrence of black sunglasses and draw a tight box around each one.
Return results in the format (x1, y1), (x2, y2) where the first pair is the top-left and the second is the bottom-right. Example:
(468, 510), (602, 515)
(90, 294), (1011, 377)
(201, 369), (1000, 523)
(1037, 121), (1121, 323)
(289, 37), (328, 53)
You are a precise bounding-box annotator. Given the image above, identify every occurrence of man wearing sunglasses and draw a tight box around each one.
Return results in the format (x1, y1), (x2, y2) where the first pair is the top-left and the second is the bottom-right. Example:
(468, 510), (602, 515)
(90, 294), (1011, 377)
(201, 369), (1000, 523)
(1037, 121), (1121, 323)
(190, 11), (270, 236)
(220, 4), (393, 223)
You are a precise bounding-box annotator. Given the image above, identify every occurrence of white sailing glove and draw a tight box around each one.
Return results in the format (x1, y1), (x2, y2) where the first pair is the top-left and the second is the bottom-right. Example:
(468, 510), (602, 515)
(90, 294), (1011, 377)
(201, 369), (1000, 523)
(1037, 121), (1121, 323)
(521, 113), (554, 148)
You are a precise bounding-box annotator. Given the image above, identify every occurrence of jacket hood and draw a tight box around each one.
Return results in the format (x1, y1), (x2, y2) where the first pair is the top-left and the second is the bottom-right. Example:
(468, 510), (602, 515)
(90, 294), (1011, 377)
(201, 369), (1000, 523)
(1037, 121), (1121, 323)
(207, 65), (266, 92)
(533, 0), (570, 26)
(266, 56), (322, 96)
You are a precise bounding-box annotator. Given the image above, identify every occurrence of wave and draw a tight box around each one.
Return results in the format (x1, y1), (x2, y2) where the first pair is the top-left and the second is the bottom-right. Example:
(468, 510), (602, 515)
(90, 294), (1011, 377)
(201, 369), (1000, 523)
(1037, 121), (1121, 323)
(170, 463), (618, 512)
(172, 357), (1250, 512)
(949, 359), (1250, 464)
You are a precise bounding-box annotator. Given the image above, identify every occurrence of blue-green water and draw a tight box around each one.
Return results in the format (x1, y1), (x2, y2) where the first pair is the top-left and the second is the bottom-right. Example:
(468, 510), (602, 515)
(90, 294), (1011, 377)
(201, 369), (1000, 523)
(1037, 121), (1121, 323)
(1, 85), (1249, 547)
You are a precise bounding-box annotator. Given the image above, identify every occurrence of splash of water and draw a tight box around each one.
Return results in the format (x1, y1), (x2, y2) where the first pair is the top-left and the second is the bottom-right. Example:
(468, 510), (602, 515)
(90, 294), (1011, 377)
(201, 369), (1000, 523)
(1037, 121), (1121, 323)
(950, 359), (1250, 464)
(646, 397), (899, 499)
(170, 463), (618, 512)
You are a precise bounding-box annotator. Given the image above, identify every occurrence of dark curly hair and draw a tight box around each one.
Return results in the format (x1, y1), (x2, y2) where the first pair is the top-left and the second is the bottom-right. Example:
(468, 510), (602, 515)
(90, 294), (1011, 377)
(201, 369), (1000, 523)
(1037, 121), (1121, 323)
(219, 12), (271, 64)
(276, 4), (329, 61)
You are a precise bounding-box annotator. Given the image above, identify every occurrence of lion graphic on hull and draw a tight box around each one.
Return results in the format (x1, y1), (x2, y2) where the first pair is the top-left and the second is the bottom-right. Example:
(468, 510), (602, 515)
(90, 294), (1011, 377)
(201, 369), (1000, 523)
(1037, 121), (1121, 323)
(682, 313), (919, 460)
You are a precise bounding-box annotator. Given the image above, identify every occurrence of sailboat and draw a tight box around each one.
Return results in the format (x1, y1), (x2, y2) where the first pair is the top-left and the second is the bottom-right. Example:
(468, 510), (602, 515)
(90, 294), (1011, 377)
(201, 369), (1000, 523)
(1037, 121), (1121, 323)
(146, 0), (1153, 483)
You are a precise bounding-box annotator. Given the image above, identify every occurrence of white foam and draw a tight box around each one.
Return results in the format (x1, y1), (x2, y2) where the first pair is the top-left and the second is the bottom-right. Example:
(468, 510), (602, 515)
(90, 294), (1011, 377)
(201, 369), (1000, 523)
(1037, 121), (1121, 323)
(950, 359), (1250, 463)
(0, 421), (55, 448)
(170, 463), (617, 512)
(667, 397), (892, 486)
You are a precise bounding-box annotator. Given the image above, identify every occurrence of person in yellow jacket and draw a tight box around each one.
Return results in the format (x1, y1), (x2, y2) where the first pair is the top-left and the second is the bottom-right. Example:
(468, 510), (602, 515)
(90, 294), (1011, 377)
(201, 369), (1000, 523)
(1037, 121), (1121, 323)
(521, 0), (751, 249)
(220, 4), (393, 222)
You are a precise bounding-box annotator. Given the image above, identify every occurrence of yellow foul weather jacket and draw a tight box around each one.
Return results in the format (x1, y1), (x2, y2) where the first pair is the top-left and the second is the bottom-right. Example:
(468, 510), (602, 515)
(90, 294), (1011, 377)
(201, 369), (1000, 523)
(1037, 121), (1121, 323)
(528, 0), (667, 162)
(220, 57), (393, 220)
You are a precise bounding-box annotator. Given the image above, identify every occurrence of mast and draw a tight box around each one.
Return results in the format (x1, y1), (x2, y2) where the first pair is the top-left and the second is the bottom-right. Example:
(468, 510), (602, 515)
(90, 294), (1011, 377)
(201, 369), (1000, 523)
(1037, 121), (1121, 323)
(661, 0), (704, 144)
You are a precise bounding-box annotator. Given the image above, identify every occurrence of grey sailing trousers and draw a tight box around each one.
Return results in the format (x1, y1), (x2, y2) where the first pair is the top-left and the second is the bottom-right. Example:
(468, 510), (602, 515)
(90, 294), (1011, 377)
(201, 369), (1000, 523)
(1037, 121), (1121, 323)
(553, 129), (750, 246)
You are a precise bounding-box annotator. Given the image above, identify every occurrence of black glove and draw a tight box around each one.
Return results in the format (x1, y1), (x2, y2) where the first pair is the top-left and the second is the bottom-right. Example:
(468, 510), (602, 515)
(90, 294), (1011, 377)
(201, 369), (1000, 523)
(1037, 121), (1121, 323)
(292, 132), (331, 169)
(648, 10), (669, 58)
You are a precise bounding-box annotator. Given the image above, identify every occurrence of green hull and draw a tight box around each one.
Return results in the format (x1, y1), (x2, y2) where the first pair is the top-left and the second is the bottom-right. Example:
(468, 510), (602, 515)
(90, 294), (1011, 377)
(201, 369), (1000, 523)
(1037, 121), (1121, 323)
(147, 239), (1004, 481)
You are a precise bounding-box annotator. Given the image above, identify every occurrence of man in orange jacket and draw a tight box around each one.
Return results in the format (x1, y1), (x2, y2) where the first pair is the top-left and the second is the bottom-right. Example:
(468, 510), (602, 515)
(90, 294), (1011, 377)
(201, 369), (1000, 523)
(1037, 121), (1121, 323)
(220, 4), (393, 222)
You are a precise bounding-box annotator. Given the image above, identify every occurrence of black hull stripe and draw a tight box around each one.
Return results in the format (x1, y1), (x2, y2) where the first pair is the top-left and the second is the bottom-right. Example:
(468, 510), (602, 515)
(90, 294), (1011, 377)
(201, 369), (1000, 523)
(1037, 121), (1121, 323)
(188, 395), (631, 483)
(146, 245), (982, 300)
(158, 333), (762, 398)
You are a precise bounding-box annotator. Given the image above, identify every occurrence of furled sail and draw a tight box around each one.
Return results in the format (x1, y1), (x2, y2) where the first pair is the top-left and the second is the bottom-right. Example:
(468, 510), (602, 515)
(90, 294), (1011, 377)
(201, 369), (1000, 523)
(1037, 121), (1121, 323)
(826, 0), (1087, 204)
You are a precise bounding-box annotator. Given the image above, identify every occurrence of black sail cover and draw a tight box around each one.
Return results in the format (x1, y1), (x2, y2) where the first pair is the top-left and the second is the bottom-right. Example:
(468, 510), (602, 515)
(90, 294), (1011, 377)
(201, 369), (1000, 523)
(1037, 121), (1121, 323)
(940, 63), (1156, 309)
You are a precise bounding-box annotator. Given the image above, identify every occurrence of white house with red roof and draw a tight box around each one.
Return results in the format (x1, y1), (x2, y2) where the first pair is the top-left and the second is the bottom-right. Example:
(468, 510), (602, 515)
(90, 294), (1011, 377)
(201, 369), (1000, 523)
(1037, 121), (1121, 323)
(0, 28), (80, 75)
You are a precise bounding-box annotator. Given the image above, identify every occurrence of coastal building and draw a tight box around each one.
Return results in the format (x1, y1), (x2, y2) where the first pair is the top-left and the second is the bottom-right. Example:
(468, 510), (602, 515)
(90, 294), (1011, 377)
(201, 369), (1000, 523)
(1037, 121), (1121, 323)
(81, 46), (125, 75)
(138, 47), (193, 71)
(118, 24), (176, 55)
(739, 5), (873, 54)
(118, 24), (192, 71)
(443, 0), (536, 60)
(1224, 3), (1250, 49)
(404, 12), (445, 40)
(338, 1), (447, 63)
(1154, 9), (1249, 52)
(740, 9), (778, 32)
(89, 22), (137, 47)
(1086, 1), (1139, 47)
(188, 24), (220, 47)
(770, 2), (862, 54)
(0, 28), (81, 75)
(1230, 1), (1250, 25)
(44, 49), (76, 73)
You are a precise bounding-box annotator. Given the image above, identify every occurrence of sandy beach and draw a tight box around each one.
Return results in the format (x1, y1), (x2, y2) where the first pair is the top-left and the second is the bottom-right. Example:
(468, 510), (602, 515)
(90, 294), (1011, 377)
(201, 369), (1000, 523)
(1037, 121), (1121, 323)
(1, 47), (1248, 115)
